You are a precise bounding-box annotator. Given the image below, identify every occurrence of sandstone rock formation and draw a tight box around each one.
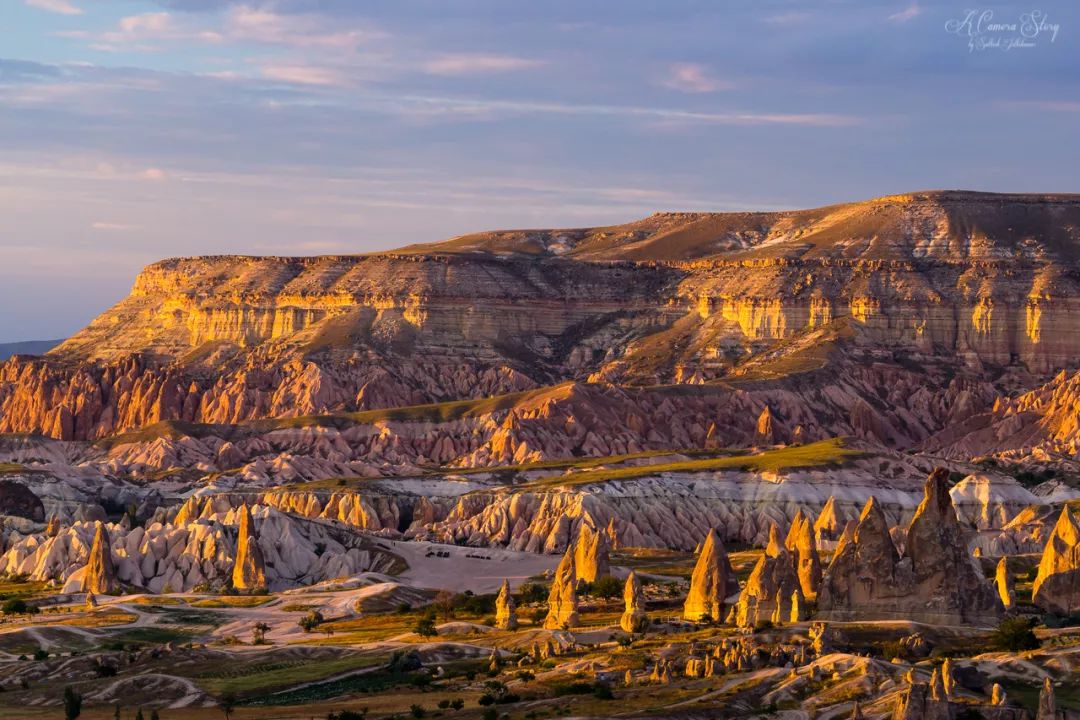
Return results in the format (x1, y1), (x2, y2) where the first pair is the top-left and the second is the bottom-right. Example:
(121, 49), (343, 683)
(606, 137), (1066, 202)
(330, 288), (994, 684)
(735, 524), (801, 628)
(785, 509), (822, 600)
(544, 547), (580, 629)
(232, 503), (266, 591)
(83, 522), (119, 595)
(1037, 677), (1056, 720)
(683, 528), (737, 622)
(495, 579), (517, 631)
(996, 557), (1016, 610)
(1032, 505), (1080, 614)
(893, 681), (950, 720)
(573, 518), (610, 585)
(819, 470), (1003, 625)
(620, 570), (647, 633)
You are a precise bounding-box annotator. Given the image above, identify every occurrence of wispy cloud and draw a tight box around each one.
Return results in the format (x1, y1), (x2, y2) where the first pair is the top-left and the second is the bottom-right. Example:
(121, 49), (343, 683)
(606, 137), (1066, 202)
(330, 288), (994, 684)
(660, 63), (731, 94)
(422, 54), (544, 76)
(91, 221), (139, 231)
(887, 4), (922, 23)
(384, 94), (859, 127)
(261, 64), (347, 86)
(25, 0), (83, 15)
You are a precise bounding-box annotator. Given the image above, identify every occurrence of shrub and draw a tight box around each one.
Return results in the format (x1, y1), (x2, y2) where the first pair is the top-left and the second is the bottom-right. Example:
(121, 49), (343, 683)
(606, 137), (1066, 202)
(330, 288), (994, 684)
(590, 576), (622, 600)
(63, 686), (82, 720)
(33, 649), (49, 661)
(298, 610), (325, 633)
(990, 617), (1040, 652)
(413, 617), (437, 637)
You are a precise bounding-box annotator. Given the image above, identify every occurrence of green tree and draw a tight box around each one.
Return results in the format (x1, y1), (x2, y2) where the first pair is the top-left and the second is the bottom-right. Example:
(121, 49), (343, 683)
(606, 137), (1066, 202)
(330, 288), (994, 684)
(413, 616), (437, 637)
(991, 617), (1040, 652)
(219, 693), (236, 720)
(150, 711), (160, 720)
(591, 575), (622, 600)
(135, 710), (144, 720)
(2, 598), (27, 616)
(298, 610), (324, 633)
(63, 686), (82, 720)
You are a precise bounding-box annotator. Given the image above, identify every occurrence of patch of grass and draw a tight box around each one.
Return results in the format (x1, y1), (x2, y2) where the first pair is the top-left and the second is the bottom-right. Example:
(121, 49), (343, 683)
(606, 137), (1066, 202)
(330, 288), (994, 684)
(190, 596), (274, 608)
(197, 654), (387, 698)
(519, 437), (863, 489)
(0, 463), (27, 476)
(104, 626), (193, 647)
(54, 609), (137, 627)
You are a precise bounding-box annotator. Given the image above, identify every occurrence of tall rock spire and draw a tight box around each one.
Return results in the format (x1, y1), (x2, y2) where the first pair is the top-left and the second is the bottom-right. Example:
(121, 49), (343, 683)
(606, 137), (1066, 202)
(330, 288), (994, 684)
(495, 579), (518, 630)
(573, 517), (610, 585)
(83, 522), (119, 595)
(232, 503), (266, 591)
(620, 570), (647, 633)
(544, 546), (580, 629)
(1032, 505), (1080, 615)
(683, 528), (737, 622)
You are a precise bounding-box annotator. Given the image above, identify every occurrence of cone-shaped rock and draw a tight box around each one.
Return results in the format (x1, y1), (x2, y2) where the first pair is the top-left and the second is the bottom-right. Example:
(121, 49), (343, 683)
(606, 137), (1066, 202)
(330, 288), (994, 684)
(232, 503), (266, 591)
(814, 496), (845, 545)
(83, 522), (119, 595)
(1032, 505), (1080, 614)
(544, 546), (580, 629)
(755, 406), (775, 444)
(905, 468), (1002, 624)
(495, 579), (518, 630)
(574, 518), (610, 585)
(1037, 677), (1056, 720)
(996, 557), (1016, 610)
(820, 470), (1003, 625)
(991, 683), (1006, 705)
(785, 510), (823, 600)
(683, 528), (738, 622)
(734, 524), (801, 627)
(620, 570), (648, 633)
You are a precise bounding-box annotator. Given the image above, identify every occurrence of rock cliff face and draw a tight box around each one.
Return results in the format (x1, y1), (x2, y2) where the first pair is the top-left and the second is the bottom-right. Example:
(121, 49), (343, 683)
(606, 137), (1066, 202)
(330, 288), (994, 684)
(3, 191), (1078, 450)
(734, 524), (802, 627)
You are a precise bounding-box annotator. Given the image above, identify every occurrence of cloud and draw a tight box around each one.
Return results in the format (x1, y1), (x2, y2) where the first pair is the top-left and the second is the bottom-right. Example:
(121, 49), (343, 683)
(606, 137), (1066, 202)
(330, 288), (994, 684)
(25, 0), (83, 15)
(261, 64), (346, 86)
(422, 54), (544, 76)
(385, 94), (859, 127)
(887, 4), (922, 23)
(91, 221), (138, 231)
(660, 63), (731, 94)
(1000, 100), (1080, 112)
(140, 167), (168, 181)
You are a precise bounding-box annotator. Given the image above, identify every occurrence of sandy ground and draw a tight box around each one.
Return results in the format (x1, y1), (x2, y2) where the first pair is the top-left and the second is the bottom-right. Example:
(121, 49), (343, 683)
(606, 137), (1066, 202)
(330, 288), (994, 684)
(387, 538), (561, 593)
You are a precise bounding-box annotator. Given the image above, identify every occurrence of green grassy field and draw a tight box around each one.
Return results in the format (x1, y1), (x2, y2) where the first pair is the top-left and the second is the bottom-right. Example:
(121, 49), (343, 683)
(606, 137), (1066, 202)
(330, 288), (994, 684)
(518, 437), (863, 489)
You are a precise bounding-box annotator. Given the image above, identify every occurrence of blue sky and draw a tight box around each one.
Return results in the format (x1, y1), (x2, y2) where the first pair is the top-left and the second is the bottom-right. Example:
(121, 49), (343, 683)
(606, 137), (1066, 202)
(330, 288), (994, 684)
(1, 0), (1077, 342)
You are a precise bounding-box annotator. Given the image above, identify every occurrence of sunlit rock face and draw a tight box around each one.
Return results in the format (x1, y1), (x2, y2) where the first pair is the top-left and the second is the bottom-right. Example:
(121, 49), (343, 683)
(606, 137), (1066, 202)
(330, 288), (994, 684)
(1032, 506), (1080, 615)
(2, 191), (1077, 443)
(683, 528), (738, 622)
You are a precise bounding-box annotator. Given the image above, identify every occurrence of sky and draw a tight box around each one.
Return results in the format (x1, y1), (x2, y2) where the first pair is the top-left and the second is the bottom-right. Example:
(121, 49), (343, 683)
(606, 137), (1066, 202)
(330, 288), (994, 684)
(1, 0), (1077, 342)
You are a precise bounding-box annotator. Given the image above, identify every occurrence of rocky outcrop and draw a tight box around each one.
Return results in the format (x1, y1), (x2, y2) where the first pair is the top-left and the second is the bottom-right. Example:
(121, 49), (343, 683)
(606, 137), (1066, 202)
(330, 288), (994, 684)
(904, 468), (1003, 624)
(620, 570), (647, 633)
(544, 547), (579, 629)
(0, 505), (401, 593)
(495, 579), (517, 631)
(819, 469), (1003, 624)
(231, 503), (266, 591)
(83, 522), (119, 595)
(0, 480), (45, 522)
(683, 528), (738, 622)
(1032, 506), (1080, 614)
(734, 524), (801, 627)
(573, 518), (610, 585)
(892, 681), (950, 720)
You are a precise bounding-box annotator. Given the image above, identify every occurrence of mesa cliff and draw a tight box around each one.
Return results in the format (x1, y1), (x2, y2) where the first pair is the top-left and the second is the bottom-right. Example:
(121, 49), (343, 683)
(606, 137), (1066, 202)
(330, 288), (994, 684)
(2, 191), (1078, 445)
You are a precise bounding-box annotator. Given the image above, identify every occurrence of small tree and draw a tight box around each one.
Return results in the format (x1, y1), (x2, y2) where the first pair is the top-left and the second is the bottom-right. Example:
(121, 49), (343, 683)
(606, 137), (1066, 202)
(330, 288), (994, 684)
(63, 686), (82, 720)
(434, 590), (455, 622)
(150, 711), (160, 720)
(2, 598), (28, 617)
(113, 705), (121, 720)
(219, 693), (236, 720)
(991, 617), (1040, 652)
(413, 616), (437, 637)
(298, 610), (324, 633)
(252, 621), (271, 644)
(134, 710), (145, 720)
(591, 575), (622, 600)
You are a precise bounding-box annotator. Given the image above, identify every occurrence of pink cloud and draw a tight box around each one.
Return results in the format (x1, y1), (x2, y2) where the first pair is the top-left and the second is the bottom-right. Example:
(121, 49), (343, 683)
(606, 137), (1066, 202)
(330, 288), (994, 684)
(423, 54), (544, 76)
(661, 63), (732, 94)
(25, 0), (83, 15)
